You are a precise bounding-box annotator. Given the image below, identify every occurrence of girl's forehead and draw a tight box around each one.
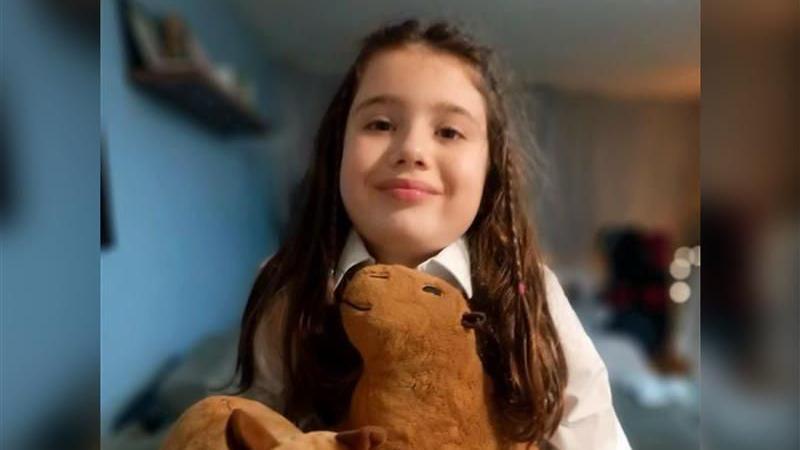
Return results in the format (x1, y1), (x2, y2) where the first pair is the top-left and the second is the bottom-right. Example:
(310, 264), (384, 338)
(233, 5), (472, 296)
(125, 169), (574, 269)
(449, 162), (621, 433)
(353, 44), (487, 120)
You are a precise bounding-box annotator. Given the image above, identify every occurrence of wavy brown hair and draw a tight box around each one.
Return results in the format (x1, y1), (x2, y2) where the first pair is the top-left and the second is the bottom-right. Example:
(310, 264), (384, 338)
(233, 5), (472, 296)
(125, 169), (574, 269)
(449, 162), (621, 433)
(234, 19), (567, 446)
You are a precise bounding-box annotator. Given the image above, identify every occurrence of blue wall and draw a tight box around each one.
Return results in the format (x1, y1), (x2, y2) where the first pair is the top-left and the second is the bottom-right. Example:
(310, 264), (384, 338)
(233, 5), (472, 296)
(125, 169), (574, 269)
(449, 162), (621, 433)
(1, 2), (100, 448)
(100, 0), (282, 433)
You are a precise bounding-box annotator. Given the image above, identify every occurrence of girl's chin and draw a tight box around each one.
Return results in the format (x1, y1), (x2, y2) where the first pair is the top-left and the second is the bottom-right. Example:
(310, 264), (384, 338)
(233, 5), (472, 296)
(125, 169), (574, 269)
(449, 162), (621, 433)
(378, 215), (434, 234)
(377, 226), (427, 243)
(373, 227), (449, 252)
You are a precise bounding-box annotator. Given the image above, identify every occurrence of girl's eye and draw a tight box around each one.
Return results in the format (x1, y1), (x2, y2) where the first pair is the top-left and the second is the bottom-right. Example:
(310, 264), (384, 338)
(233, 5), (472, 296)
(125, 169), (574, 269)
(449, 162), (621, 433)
(437, 126), (464, 140)
(365, 119), (393, 132)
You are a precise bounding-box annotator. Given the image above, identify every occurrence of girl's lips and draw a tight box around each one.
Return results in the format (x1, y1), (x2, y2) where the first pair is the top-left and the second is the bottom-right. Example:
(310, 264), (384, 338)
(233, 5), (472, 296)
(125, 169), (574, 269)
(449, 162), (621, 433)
(383, 187), (433, 202)
(376, 178), (441, 202)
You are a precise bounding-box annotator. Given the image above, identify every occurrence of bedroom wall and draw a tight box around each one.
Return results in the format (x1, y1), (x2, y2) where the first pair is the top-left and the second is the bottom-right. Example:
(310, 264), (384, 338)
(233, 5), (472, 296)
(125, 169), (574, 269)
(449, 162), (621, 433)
(100, 0), (337, 434)
(528, 87), (700, 267)
(1, 2), (100, 448)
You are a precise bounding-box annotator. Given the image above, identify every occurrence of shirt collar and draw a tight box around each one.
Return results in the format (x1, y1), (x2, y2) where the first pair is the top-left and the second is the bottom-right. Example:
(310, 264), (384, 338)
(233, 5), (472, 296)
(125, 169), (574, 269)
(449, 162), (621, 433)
(334, 229), (473, 298)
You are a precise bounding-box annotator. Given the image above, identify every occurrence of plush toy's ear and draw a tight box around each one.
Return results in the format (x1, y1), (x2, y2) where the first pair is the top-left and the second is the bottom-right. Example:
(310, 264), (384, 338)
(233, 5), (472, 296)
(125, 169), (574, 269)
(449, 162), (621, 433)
(335, 426), (387, 449)
(225, 408), (280, 450)
(461, 311), (487, 330)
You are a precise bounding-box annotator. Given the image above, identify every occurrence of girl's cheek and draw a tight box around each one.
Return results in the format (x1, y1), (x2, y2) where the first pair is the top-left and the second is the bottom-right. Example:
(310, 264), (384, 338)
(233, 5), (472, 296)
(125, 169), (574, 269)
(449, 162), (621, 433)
(356, 135), (391, 164)
(343, 139), (384, 181)
(452, 147), (489, 197)
(447, 148), (485, 176)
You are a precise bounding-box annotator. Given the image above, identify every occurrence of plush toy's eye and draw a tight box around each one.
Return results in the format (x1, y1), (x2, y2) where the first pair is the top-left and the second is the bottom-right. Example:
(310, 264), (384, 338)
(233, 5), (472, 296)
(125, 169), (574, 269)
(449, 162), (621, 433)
(422, 285), (443, 296)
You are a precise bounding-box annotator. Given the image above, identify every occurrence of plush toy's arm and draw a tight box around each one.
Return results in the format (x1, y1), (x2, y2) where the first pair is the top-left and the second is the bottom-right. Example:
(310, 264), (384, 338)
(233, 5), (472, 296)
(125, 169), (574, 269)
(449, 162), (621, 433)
(159, 396), (297, 450)
(160, 395), (387, 450)
(160, 396), (232, 450)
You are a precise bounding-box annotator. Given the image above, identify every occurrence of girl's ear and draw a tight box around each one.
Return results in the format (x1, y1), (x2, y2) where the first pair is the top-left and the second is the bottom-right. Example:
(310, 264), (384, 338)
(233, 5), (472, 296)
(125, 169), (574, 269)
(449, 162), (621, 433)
(225, 409), (280, 450)
(335, 426), (387, 450)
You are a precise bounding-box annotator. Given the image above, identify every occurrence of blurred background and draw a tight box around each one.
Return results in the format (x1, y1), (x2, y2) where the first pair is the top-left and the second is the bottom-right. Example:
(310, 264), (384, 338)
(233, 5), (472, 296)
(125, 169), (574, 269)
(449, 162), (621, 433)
(1, 1), (795, 450)
(97, 1), (700, 449)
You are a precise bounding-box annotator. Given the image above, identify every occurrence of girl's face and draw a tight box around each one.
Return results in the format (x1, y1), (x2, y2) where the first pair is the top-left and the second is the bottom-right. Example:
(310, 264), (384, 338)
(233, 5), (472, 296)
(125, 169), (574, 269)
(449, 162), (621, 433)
(340, 44), (489, 266)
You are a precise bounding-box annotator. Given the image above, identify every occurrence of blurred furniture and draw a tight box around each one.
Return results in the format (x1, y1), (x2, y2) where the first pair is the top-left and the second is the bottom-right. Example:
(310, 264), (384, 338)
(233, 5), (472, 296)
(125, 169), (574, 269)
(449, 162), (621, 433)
(597, 227), (673, 360)
(104, 328), (239, 450)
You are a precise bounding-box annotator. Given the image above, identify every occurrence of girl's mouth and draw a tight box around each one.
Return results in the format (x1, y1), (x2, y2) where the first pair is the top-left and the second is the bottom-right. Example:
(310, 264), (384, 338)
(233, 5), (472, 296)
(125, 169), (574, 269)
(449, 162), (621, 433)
(375, 177), (441, 203)
(383, 187), (433, 202)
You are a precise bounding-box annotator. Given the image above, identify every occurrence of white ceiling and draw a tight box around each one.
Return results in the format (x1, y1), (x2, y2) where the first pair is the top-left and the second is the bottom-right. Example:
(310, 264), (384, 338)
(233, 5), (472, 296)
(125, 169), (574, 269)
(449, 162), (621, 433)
(230, 0), (700, 100)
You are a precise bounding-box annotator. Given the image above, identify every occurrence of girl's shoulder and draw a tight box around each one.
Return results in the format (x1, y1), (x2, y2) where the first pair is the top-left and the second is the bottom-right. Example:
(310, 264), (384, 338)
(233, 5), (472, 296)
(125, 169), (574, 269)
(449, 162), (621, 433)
(539, 263), (569, 313)
(539, 263), (602, 358)
(248, 268), (291, 410)
(540, 264), (562, 294)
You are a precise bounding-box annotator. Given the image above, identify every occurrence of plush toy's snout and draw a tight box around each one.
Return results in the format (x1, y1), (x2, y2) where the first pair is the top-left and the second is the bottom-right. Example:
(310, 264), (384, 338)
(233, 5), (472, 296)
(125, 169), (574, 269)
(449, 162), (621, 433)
(341, 297), (373, 312)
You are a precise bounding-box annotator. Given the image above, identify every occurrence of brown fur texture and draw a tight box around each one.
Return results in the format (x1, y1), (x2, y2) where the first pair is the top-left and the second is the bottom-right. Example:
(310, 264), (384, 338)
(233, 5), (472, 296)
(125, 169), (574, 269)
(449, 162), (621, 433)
(160, 395), (385, 450)
(340, 264), (514, 450)
(163, 264), (541, 450)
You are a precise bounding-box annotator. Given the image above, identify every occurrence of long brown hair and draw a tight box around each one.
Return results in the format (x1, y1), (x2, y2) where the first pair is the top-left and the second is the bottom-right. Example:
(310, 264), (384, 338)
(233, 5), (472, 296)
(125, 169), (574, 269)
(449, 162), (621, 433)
(234, 19), (567, 446)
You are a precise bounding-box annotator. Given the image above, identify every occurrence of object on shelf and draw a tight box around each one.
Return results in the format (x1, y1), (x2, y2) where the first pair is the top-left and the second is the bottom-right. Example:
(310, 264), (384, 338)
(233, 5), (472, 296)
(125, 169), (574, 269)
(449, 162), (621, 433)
(160, 13), (213, 71)
(119, 0), (266, 135)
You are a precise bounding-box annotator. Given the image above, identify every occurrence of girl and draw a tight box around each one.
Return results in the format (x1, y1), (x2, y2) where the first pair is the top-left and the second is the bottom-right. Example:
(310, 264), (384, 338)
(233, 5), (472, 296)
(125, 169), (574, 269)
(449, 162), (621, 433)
(234, 19), (630, 450)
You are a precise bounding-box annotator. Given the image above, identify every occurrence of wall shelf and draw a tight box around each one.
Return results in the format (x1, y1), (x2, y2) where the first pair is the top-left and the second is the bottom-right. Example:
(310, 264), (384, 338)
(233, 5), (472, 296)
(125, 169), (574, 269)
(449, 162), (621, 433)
(130, 66), (267, 135)
(120, 0), (267, 136)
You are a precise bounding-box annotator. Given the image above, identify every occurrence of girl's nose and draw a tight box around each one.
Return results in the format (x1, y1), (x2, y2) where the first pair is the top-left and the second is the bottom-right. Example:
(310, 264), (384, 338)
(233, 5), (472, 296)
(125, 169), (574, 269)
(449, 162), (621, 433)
(389, 124), (430, 169)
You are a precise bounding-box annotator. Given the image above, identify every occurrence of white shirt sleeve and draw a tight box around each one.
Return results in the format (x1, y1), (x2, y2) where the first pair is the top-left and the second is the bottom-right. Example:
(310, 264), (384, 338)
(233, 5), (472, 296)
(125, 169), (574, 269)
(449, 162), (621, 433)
(245, 290), (289, 412)
(542, 265), (632, 450)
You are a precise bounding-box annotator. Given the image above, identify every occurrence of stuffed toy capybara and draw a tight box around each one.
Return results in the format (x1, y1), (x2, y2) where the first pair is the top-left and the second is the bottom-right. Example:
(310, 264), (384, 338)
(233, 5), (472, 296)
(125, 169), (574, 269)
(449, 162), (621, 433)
(338, 264), (506, 450)
(160, 395), (386, 450)
(161, 264), (523, 450)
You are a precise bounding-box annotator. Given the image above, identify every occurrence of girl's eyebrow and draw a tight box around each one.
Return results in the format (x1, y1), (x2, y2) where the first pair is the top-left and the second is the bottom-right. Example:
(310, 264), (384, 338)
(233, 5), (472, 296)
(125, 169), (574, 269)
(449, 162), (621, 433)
(432, 102), (481, 128)
(352, 94), (401, 114)
(352, 94), (481, 127)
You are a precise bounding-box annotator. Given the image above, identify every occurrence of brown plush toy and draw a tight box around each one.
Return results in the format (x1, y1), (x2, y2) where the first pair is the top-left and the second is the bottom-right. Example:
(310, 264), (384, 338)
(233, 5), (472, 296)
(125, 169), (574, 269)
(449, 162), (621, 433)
(162, 264), (528, 450)
(160, 395), (386, 450)
(338, 264), (507, 450)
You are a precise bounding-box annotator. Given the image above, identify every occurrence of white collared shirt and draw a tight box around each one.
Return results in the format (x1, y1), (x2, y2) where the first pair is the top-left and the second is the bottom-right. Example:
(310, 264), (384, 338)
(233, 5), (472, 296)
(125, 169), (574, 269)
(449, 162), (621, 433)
(250, 229), (632, 450)
(334, 229), (474, 298)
